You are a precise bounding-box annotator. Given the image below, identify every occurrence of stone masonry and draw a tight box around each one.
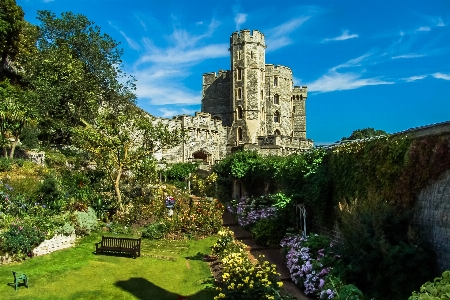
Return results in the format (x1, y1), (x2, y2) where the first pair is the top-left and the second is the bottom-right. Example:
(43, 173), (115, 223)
(157, 29), (312, 165)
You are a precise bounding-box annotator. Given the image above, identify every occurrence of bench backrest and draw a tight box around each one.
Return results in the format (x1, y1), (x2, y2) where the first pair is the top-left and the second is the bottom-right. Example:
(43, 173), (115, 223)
(101, 236), (141, 248)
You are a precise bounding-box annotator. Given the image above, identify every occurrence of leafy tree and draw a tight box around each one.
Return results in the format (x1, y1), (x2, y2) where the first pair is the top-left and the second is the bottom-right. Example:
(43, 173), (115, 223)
(342, 127), (388, 141)
(22, 11), (135, 143)
(72, 105), (185, 211)
(0, 0), (25, 70)
(0, 78), (38, 157)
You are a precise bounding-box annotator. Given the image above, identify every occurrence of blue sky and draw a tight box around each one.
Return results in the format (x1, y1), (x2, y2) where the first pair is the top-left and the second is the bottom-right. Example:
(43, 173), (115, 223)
(18, 0), (450, 144)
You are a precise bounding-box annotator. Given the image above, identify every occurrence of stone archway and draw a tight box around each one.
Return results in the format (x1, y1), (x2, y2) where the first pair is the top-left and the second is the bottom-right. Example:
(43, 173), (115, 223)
(192, 148), (211, 164)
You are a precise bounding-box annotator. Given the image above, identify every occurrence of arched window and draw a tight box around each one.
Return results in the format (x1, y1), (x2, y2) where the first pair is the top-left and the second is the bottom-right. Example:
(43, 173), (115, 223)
(274, 111), (280, 123)
(274, 129), (281, 135)
(237, 106), (243, 119)
(273, 76), (278, 87)
(237, 50), (241, 60)
(274, 94), (279, 105)
(237, 127), (243, 142)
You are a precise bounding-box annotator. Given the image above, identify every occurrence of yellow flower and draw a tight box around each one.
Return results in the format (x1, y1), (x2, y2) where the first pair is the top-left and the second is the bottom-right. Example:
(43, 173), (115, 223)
(277, 281), (283, 287)
(218, 293), (226, 298)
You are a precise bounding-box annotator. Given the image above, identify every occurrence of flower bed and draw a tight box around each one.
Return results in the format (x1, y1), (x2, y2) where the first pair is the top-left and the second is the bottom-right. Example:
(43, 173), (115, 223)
(280, 233), (364, 300)
(211, 229), (289, 300)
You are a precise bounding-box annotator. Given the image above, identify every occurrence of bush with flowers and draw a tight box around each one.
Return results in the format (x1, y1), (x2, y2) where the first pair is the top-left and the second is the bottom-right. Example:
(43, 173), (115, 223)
(0, 219), (46, 258)
(280, 233), (364, 300)
(211, 229), (290, 300)
(226, 194), (290, 246)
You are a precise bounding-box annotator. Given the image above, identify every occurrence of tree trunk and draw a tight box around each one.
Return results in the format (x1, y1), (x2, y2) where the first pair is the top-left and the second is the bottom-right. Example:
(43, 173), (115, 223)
(9, 138), (18, 159)
(114, 166), (123, 211)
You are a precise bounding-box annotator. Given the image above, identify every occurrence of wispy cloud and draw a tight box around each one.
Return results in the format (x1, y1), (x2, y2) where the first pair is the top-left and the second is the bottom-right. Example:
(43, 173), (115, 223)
(391, 53), (426, 59)
(265, 16), (311, 51)
(331, 51), (375, 71)
(307, 71), (393, 93)
(416, 26), (431, 32)
(322, 30), (358, 43)
(432, 72), (450, 80)
(234, 13), (247, 30)
(402, 75), (428, 82)
(124, 18), (228, 117)
(42, 0), (54, 3)
(109, 21), (140, 50)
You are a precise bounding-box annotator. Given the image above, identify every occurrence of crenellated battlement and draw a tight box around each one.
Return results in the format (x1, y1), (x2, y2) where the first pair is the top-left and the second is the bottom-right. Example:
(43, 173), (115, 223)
(265, 64), (293, 78)
(231, 29), (265, 46)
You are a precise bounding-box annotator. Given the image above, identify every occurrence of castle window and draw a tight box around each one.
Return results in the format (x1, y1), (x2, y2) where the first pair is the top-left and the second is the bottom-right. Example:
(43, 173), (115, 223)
(238, 50), (241, 60)
(251, 51), (253, 59)
(237, 68), (242, 81)
(293, 106), (296, 113)
(260, 90), (263, 101)
(237, 88), (242, 99)
(274, 129), (281, 135)
(237, 106), (243, 119)
(274, 94), (279, 105)
(274, 76), (278, 87)
(274, 111), (280, 123)
(237, 127), (243, 142)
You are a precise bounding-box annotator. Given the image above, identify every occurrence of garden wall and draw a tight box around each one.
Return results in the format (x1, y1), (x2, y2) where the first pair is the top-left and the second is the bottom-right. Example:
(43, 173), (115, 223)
(0, 234), (77, 265)
(415, 169), (450, 272)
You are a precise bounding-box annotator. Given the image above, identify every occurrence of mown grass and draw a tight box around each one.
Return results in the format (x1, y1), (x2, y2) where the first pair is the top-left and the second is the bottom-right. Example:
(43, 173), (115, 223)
(0, 232), (218, 299)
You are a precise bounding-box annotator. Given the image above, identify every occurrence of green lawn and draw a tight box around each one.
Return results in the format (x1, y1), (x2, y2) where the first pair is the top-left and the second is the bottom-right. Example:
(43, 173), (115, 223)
(0, 233), (218, 299)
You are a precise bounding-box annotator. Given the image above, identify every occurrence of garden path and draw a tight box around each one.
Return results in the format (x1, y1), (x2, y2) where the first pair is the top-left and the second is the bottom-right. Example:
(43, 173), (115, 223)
(221, 210), (313, 300)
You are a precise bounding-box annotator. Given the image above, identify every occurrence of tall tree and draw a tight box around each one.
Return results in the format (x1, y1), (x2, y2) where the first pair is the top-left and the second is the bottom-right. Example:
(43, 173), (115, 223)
(72, 105), (185, 211)
(0, 0), (25, 71)
(22, 11), (135, 143)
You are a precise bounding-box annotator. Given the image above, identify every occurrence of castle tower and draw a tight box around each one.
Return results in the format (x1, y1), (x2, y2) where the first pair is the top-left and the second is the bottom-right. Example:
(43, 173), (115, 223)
(229, 30), (266, 146)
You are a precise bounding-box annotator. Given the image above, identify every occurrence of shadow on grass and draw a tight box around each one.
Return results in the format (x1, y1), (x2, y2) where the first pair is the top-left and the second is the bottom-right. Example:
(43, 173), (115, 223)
(115, 277), (216, 300)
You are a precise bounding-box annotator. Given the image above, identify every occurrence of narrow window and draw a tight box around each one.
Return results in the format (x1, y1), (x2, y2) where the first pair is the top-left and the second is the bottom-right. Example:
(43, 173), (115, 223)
(293, 106), (296, 113)
(274, 129), (281, 135)
(237, 50), (241, 60)
(274, 76), (278, 87)
(274, 111), (280, 123)
(260, 90), (263, 101)
(238, 127), (243, 141)
(237, 68), (242, 81)
(274, 94), (279, 105)
(237, 88), (242, 99)
(237, 106), (243, 119)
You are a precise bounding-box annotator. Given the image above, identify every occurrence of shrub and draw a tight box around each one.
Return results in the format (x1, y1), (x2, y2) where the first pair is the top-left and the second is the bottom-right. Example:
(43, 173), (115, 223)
(409, 270), (450, 300)
(251, 217), (285, 247)
(1, 222), (46, 256)
(72, 207), (98, 236)
(0, 157), (12, 172)
(141, 222), (168, 239)
(37, 172), (65, 211)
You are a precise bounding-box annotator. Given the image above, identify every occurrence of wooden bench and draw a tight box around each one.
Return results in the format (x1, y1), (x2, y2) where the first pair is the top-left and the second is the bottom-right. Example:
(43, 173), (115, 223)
(95, 236), (141, 258)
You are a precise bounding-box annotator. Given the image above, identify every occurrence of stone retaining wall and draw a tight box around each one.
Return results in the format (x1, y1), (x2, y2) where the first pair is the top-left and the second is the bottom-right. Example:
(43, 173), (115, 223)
(0, 234), (77, 265)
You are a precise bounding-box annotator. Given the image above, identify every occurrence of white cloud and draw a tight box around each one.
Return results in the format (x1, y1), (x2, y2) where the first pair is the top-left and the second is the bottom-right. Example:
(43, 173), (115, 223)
(109, 22), (141, 50)
(159, 107), (178, 118)
(331, 51), (375, 71)
(307, 71), (393, 93)
(42, 0), (54, 3)
(432, 72), (450, 80)
(265, 16), (311, 52)
(402, 75), (428, 82)
(416, 26), (431, 32)
(234, 13), (247, 30)
(391, 53), (426, 59)
(322, 30), (358, 43)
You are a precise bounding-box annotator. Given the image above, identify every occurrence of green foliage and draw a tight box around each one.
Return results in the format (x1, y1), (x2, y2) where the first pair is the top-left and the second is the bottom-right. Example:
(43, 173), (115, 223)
(165, 162), (198, 181)
(322, 275), (365, 300)
(251, 217), (285, 247)
(337, 198), (435, 300)
(1, 221), (45, 256)
(0, 157), (12, 171)
(19, 124), (40, 149)
(44, 150), (67, 168)
(0, 0), (25, 63)
(409, 271), (450, 300)
(37, 171), (65, 210)
(72, 207), (97, 236)
(341, 127), (388, 141)
(141, 222), (168, 239)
